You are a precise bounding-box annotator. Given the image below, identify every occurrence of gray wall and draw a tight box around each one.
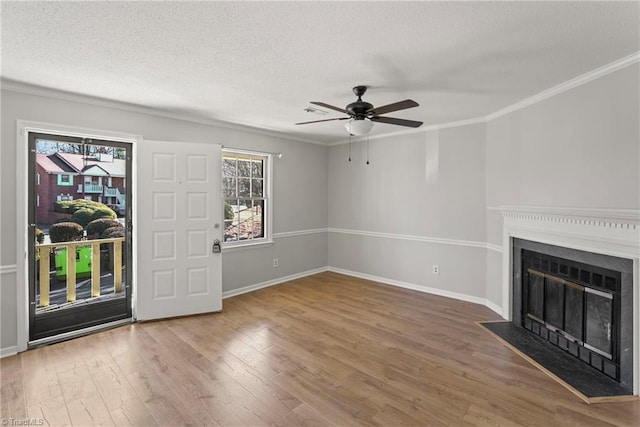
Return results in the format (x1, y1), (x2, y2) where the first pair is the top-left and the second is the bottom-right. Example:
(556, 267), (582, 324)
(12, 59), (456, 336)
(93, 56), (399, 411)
(0, 88), (328, 351)
(327, 63), (639, 312)
(485, 63), (640, 308)
(2, 62), (637, 353)
(328, 124), (488, 300)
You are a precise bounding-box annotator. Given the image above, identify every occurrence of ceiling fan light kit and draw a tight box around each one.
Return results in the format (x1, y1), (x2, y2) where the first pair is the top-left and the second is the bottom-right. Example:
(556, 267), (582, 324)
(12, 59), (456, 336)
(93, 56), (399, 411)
(345, 118), (374, 136)
(296, 85), (424, 136)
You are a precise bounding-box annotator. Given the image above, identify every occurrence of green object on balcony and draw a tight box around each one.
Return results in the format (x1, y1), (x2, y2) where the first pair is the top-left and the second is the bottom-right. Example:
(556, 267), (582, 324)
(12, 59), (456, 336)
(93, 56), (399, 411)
(54, 245), (92, 280)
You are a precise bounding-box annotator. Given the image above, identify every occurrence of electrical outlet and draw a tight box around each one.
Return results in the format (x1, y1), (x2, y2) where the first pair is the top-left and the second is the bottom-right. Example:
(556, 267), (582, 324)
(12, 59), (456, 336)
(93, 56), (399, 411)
(273, 258), (279, 268)
(432, 265), (439, 275)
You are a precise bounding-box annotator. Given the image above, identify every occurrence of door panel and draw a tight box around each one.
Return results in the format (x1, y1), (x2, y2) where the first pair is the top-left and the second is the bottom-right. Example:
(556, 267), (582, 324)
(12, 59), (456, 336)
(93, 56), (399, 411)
(137, 141), (222, 320)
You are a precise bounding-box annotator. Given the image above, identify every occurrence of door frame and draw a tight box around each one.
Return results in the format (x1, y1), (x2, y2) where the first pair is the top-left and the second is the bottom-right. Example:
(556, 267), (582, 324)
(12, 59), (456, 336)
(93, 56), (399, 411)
(15, 120), (142, 352)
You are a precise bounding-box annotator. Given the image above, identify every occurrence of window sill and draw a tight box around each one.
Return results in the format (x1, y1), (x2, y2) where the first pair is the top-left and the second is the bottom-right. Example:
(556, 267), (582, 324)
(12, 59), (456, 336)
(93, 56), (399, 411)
(222, 240), (274, 253)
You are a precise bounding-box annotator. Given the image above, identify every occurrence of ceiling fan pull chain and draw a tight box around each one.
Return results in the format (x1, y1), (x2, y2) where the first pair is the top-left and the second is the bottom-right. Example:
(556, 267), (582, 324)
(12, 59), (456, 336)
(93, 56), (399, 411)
(366, 134), (370, 165)
(348, 129), (352, 162)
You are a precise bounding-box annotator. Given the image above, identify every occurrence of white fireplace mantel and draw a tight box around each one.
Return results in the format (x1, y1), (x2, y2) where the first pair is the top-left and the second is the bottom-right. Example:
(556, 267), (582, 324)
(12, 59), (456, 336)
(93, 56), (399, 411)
(500, 205), (640, 394)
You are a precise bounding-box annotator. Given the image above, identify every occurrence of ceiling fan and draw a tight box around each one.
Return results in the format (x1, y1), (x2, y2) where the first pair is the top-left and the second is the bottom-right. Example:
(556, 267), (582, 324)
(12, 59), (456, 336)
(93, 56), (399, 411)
(296, 85), (423, 135)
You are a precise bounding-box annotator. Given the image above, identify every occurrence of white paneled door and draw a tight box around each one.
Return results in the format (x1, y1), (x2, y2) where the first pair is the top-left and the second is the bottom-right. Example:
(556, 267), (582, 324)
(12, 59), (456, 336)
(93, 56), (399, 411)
(137, 140), (222, 320)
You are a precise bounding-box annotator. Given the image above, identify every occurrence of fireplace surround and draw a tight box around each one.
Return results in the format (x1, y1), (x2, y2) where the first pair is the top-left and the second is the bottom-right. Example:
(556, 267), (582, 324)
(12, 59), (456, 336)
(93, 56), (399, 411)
(500, 206), (640, 395)
(513, 239), (633, 390)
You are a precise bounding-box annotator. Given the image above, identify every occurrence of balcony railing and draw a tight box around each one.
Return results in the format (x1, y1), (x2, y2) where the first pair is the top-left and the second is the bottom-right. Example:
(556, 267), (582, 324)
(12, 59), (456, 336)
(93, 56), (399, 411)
(104, 187), (119, 197)
(77, 184), (104, 193)
(36, 237), (124, 308)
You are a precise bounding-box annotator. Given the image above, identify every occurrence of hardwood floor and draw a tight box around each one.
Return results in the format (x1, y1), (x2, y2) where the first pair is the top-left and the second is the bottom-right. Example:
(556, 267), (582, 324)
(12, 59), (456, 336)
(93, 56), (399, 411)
(2, 271), (640, 426)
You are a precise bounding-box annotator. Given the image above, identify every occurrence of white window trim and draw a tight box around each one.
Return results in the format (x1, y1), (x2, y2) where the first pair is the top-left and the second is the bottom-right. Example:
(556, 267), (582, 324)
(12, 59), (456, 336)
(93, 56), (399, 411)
(221, 148), (273, 250)
(57, 173), (73, 186)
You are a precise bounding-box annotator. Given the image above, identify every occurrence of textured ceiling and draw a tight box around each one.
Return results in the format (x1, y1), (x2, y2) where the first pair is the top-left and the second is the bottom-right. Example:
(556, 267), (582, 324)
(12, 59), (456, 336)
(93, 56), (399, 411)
(1, 2), (639, 144)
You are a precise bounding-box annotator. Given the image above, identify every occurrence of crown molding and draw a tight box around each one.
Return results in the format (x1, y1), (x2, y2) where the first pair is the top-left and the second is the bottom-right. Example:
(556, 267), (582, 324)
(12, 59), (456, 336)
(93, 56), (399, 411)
(3, 51), (638, 145)
(0, 78), (326, 146)
(486, 51), (640, 122)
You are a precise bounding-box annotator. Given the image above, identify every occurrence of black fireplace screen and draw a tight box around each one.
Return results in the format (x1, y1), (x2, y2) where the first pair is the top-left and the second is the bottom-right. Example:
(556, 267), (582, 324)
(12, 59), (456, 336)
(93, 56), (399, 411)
(526, 270), (614, 358)
(584, 288), (614, 358)
(522, 250), (621, 380)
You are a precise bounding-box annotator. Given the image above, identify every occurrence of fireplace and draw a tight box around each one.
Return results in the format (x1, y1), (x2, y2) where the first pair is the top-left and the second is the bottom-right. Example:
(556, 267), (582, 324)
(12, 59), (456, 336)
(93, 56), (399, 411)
(500, 206), (639, 396)
(517, 244), (629, 384)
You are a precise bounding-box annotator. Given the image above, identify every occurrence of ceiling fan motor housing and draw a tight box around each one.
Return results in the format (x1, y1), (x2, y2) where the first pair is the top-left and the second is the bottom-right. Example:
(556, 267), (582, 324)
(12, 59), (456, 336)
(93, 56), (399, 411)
(346, 101), (373, 119)
(347, 85), (373, 119)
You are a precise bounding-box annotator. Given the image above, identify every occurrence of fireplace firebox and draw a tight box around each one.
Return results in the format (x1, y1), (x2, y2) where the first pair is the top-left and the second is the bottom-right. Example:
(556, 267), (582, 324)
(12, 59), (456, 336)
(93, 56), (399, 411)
(521, 249), (621, 380)
(512, 238), (634, 393)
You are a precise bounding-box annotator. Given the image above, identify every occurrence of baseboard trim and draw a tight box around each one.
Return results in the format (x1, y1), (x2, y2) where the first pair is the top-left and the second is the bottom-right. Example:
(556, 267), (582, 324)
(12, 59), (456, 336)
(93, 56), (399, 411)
(222, 266), (329, 299)
(328, 266), (504, 317)
(0, 345), (18, 359)
(484, 299), (504, 317)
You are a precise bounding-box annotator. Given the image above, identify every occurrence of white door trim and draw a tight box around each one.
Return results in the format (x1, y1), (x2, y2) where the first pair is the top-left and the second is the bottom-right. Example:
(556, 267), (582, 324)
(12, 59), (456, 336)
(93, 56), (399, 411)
(15, 120), (141, 352)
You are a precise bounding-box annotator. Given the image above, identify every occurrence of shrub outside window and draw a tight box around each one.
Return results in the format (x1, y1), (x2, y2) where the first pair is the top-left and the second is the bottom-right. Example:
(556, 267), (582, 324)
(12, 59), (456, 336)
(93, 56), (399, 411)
(222, 150), (272, 247)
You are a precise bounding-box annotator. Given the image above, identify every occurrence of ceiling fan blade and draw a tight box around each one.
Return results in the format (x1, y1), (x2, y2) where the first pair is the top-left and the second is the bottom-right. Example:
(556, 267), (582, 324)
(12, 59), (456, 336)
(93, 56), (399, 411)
(310, 102), (349, 115)
(367, 99), (418, 116)
(295, 117), (349, 125)
(370, 116), (423, 128)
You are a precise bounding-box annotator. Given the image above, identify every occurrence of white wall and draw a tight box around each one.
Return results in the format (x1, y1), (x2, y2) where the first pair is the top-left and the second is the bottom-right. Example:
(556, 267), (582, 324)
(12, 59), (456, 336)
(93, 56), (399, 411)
(328, 124), (489, 302)
(0, 88), (328, 352)
(485, 63), (640, 308)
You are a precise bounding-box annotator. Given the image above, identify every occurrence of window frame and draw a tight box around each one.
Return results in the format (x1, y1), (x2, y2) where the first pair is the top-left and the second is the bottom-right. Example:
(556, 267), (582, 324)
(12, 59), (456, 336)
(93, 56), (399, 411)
(221, 148), (273, 250)
(57, 173), (73, 186)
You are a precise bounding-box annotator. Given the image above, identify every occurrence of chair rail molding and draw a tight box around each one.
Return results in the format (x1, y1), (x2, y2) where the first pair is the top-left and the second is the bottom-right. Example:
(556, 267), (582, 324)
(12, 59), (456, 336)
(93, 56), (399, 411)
(328, 227), (489, 250)
(0, 264), (17, 275)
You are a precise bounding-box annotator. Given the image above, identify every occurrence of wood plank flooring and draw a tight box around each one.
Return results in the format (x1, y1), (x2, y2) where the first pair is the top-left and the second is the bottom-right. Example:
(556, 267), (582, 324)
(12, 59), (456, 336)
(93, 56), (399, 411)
(2, 271), (640, 426)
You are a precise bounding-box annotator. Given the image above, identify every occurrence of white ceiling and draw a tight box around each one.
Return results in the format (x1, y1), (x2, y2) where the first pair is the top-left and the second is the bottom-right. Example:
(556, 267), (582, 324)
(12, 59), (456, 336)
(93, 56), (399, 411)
(1, 2), (638, 144)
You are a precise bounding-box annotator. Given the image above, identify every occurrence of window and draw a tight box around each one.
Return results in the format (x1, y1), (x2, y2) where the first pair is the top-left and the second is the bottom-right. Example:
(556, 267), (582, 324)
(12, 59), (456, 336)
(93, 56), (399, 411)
(57, 174), (73, 186)
(36, 173), (40, 186)
(222, 150), (271, 246)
